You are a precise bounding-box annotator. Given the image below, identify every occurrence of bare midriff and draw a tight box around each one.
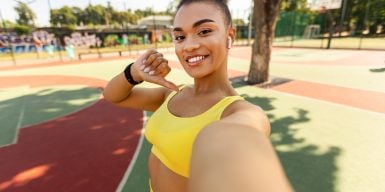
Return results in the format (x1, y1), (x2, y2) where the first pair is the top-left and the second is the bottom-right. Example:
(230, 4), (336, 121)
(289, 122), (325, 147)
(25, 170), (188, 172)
(148, 153), (188, 192)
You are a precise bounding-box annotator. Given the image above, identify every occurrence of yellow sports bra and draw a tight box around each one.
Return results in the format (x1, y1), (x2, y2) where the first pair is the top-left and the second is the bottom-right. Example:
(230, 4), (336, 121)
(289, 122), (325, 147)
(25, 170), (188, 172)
(144, 87), (244, 177)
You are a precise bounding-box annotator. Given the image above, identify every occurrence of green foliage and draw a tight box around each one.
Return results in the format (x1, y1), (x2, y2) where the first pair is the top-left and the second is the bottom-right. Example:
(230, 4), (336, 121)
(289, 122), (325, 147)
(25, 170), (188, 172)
(112, 11), (140, 25)
(50, 6), (77, 26)
(46, 2), (174, 27)
(281, 0), (309, 12)
(14, 1), (36, 26)
(346, 0), (385, 34)
(233, 18), (246, 26)
(13, 24), (32, 35)
(278, 0), (385, 35)
(84, 5), (106, 25)
(104, 34), (119, 46)
(2, 20), (16, 28)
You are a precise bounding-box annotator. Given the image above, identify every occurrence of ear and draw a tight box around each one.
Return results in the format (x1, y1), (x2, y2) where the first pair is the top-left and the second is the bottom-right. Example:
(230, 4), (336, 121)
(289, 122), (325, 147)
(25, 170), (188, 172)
(227, 27), (236, 49)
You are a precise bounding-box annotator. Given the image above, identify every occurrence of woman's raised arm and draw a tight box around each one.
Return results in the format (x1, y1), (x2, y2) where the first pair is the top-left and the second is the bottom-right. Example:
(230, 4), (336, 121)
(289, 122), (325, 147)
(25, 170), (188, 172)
(103, 49), (178, 111)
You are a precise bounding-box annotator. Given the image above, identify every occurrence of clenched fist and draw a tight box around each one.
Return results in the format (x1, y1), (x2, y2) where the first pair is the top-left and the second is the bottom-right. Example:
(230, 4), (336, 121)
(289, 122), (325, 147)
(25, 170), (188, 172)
(131, 49), (178, 91)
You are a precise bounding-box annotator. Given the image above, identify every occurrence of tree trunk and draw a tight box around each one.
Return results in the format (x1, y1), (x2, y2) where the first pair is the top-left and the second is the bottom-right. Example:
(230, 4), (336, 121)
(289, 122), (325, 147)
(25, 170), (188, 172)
(247, 0), (281, 85)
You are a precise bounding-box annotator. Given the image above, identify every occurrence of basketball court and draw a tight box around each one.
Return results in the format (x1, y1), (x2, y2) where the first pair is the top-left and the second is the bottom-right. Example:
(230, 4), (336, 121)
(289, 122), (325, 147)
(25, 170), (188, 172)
(0, 46), (384, 192)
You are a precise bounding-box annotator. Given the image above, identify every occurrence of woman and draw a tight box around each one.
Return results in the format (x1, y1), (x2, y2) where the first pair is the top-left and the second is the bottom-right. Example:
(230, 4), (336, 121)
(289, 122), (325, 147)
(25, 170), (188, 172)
(103, 0), (293, 191)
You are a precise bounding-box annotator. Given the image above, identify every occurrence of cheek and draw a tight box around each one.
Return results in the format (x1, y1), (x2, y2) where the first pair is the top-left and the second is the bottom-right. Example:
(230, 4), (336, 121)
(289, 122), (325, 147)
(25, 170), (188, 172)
(174, 44), (184, 62)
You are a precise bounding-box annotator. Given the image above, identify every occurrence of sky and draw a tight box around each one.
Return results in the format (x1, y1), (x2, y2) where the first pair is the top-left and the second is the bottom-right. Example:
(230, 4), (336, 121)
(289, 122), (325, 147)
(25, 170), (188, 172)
(0, 0), (253, 27)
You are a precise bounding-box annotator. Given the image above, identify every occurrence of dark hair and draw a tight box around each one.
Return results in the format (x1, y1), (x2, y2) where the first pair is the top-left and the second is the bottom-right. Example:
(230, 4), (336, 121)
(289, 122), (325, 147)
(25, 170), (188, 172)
(176, 0), (232, 27)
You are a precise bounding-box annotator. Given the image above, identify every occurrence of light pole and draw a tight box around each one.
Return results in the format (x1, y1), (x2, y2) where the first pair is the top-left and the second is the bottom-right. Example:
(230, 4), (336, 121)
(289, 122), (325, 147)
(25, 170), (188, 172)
(152, 8), (158, 49)
(47, 0), (52, 25)
(339, 0), (348, 36)
(359, 0), (371, 49)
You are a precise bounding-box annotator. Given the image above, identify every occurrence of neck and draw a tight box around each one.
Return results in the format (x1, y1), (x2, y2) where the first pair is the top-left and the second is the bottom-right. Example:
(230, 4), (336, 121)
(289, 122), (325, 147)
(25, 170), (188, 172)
(192, 63), (235, 96)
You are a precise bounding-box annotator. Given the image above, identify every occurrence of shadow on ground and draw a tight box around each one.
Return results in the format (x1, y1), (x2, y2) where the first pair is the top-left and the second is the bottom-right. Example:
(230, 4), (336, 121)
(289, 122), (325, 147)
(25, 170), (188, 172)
(243, 94), (340, 192)
(0, 87), (101, 146)
(232, 77), (341, 192)
(369, 67), (385, 73)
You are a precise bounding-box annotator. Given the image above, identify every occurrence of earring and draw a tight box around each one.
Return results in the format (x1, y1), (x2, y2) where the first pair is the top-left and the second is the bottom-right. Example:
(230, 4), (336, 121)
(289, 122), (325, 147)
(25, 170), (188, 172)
(227, 37), (232, 49)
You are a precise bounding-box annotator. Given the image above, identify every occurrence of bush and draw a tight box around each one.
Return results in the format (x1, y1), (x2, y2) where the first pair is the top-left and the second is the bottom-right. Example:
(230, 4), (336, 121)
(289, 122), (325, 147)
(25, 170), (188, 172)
(13, 25), (32, 35)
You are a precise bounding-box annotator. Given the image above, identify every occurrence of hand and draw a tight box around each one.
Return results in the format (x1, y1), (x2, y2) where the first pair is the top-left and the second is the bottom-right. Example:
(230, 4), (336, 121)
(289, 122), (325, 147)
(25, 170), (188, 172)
(131, 49), (179, 91)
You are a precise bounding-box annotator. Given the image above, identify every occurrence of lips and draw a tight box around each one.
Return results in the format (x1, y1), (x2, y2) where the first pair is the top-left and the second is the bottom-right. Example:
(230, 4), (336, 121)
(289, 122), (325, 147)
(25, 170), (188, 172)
(185, 55), (209, 65)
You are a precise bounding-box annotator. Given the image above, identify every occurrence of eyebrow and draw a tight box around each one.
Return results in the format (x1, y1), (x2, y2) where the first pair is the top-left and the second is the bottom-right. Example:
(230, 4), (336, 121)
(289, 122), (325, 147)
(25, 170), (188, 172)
(173, 19), (215, 32)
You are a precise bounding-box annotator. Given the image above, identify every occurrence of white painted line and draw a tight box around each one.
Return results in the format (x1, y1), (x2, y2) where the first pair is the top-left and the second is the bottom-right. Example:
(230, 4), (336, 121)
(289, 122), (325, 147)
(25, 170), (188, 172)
(116, 112), (148, 192)
(15, 95), (26, 129)
(11, 87), (28, 146)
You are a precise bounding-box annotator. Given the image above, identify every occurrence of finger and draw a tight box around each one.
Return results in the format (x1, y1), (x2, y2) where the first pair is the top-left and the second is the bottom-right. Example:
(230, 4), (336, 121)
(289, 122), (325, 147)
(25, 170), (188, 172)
(146, 58), (167, 74)
(148, 61), (170, 76)
(143, 52), (163, 67)
(139, 49), (157, 63)
(135, 49), (157, 69)
(156, 77), (179, 92)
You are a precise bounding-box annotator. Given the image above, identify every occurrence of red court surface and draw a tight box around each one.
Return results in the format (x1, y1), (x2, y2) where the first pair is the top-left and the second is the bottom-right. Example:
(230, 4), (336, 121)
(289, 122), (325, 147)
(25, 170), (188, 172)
(0, 76), (143, 192)
(271, 80), (385, 114)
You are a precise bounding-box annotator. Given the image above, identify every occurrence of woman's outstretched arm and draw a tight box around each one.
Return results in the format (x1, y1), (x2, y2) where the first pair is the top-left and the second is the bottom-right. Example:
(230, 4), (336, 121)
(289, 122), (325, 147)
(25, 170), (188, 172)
(188, 104), (293, 192)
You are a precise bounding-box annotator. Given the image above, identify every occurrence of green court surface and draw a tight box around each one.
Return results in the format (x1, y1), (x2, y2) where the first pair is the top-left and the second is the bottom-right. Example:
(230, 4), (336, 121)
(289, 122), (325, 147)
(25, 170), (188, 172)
(1, 47), (384, 192)
(122, 86), (385, 192)
(0, 86), (100, 147)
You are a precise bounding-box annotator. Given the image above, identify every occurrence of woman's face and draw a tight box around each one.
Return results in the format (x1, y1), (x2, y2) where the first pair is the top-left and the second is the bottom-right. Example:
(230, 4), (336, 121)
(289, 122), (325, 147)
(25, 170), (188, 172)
(172, 2), (234, 79)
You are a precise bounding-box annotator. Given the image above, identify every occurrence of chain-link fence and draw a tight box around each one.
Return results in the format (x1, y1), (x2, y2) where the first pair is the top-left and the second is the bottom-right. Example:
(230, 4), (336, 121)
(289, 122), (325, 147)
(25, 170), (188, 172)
(273, 9), (385, 50)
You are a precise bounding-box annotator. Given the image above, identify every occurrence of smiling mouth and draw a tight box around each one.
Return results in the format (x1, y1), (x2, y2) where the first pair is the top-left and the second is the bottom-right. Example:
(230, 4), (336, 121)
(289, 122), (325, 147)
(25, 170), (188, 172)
(186, 55), (209, 65)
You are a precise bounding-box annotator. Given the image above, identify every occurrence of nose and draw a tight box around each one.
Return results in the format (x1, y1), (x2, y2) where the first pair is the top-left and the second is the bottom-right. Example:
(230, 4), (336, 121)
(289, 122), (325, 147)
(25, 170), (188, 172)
(183, 37), (200, 52)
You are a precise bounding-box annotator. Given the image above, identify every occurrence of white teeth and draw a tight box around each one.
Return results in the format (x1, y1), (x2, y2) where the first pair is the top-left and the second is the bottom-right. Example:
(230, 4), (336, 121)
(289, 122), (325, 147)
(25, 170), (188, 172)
(188, 56), (205, 63)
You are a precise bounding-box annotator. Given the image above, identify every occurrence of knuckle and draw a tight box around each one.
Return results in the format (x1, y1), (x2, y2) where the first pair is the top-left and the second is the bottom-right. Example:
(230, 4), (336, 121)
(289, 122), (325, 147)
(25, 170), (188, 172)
(156, 57), (164, 63)
(147, 54), (156, 62)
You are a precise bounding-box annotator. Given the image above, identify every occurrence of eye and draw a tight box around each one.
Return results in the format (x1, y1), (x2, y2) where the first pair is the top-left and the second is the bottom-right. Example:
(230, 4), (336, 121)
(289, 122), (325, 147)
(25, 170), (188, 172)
(198, 29), (212, 35)
(174, 35), (185, 42)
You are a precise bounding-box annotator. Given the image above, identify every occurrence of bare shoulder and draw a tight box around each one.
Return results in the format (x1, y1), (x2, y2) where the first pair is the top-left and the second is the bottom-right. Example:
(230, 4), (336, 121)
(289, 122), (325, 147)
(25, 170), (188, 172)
(221, 99), (271, 136)
(189, 101), (293, 192)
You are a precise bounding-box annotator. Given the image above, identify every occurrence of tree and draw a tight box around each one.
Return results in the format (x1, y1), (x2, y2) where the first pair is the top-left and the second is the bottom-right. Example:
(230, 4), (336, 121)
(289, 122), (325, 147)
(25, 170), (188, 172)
(112, 11), (140, 25)
(232, 18), (246, 26)
(14, 1), (36, 27)
(104, 1), (115, 26)
(72, 6), (86, 26)
(280, 0), (308, 12)
(84, 4), (106, 25)
(247, 0), (282, 84)
(50, 6), (77, 26)
(347, 0), (385, 35)
(13, 24), (32, 35)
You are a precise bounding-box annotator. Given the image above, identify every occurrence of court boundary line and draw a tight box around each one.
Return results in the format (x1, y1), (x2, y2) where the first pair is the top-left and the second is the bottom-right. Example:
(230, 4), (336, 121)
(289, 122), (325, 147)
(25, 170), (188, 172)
(116, 111), (147, 192)
(9, 87), (27, 148)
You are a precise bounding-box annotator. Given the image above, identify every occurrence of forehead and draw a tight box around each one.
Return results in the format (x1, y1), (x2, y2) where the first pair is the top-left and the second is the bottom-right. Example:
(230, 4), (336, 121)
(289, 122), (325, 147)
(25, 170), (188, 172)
(173, 2), (225, 28)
